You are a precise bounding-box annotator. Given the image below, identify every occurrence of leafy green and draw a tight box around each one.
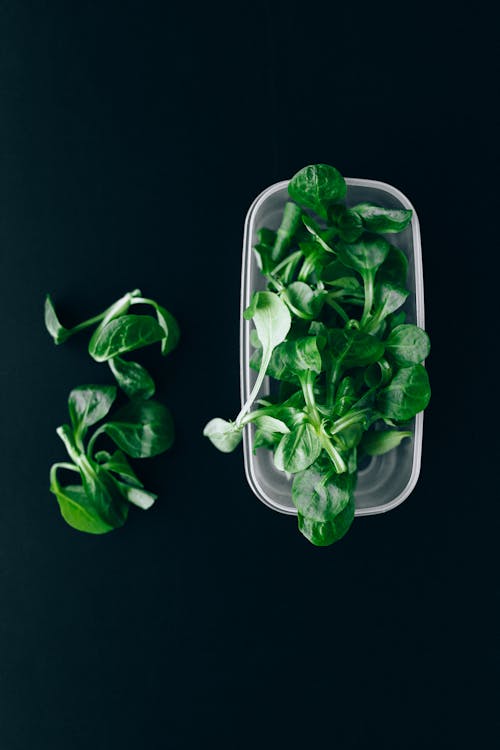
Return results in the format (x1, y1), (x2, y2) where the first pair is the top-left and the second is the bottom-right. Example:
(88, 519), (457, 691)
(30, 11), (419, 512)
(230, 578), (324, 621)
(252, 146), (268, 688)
(89, 315), (166, 362)
(100, 400), (174, 458)
(205, 162), (430, 546)
(351, 202), (412, 233)
(108, 357), (155, 400)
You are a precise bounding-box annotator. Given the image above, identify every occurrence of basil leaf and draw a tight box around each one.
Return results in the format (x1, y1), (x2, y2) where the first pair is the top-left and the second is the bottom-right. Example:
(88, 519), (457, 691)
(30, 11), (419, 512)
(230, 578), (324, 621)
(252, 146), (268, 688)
(108, 357), (155, 400)
(288, 164), (347, 219)
(385, 324), (430, 366)
(89, 314), (166, 362)
(377, 365), (431, 421)
(102, 400), (174, 458)
(352, 202), (412, 233)
(274, 423), (322, 473)
(68, 385), (117, 440)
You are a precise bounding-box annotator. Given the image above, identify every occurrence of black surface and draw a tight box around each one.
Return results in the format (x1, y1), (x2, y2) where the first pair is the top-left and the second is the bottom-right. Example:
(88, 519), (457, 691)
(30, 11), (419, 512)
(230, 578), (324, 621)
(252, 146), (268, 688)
(1, 3), (497, 748)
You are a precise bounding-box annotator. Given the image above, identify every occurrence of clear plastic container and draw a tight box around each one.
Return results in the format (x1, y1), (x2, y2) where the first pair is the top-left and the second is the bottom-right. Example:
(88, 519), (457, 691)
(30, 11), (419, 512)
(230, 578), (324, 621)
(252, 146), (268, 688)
(240, 177), (425, 516)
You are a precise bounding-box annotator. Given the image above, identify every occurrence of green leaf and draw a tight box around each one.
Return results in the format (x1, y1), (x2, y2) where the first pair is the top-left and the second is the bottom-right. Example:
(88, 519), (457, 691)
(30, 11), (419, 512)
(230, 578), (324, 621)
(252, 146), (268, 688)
(333, 377), (358, 417)
(336, 233), (391, 273)
(384, 324), (430, 366)
(377, 365), (431, 421)
(371, 282), (409, 324)
(252, 335), (324, 383)
(271, 201), (303, 262)
(102, 400), (174, 457)
(274, 423), (321, 473)
(88, 315), (166, 362)
(203, 418), (243, 453)
(288, 164), (347, 219)
(51, 482), (116, 534)
(252, 415), (290, 451)
(243, 291), (291, 350)
(352, 202), (412, 233)
(298, 496), (355, 546)
(360, 429), (412, 456)
(108, 357), (155, 400)
(155, 305), (180, 356)
(95, 449), (143, 488)
(253, 228), (277, 274)
(111, 479), (157, 510)
(282, 281), (326, 320)
(68, 385), (117, 441)
(377, 244), (408, 287)
(329, 205), (364, 242)
(292, 459), (354, 519)
(44, 294), (69, 344)
(329, 328), (384, 368)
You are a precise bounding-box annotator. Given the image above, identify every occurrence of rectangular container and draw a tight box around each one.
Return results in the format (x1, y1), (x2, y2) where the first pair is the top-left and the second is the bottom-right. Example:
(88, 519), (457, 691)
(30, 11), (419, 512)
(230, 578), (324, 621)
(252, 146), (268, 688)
(240, 177), (425, 516)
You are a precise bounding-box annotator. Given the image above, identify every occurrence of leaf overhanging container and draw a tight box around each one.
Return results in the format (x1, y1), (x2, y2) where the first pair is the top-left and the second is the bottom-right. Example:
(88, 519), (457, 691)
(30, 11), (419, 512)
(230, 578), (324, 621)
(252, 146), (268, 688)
(240, 177), (425, 516)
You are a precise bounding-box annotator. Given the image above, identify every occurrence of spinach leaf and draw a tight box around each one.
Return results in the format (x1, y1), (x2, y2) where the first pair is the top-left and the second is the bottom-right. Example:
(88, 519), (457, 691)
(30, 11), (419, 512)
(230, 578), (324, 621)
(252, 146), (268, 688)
(377, 365), (431, 421)
(288, 164), (347, 219)
(297, 496), (355, 546)
(108, 357), (155, 400)
(89, 315), (166, 362)
(367, 282), (409, 331)
(95, 449), (143, 487)
(336, 233), (391, 325)
(329, 205), (364, 242)
(377, 244), (408, 287)
(154, 304), (180, 356)
(329, 328), (384, 368)
(360, 429), (412, 456)
(44, 294), (70, 344)
(100, 400), (174, 458)
(252, 416), (290, 451)
(274, 423), (322, 473)
(50, 478), (116, 535)
(384, 324), (430, 366)
(351, 202), (412, 233)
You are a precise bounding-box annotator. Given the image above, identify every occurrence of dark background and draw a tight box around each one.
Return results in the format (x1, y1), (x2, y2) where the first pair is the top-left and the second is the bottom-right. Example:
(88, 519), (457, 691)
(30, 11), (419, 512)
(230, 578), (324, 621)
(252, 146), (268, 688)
(0, 2), (497, 748)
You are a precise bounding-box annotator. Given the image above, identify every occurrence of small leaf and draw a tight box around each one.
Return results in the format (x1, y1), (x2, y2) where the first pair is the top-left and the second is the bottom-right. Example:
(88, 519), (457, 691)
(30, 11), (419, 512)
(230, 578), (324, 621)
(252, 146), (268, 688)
(51, 482), (116, 534)
(360, 429), (412, 456)
(274, 423), (321, 473)
(288, 164), (347, 219)
(385, 324), (430, 366)
(203, 418), (243, 453)
(44, 294), (69, 344)
(88, 315), (166, 362)
(155, 305), (180, 356)
(282, 281), (326, 320)
(108, 357), (155, 400)
(352, 202), (412, 233)
(102, 400), (174, 458)
(68, 385), (117, 439)
(377, 365), (431, 421)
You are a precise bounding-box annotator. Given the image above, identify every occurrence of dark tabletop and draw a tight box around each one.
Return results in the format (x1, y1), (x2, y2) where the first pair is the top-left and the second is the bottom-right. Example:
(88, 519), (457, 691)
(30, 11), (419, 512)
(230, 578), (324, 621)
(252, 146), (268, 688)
(0, 2), (497, 749)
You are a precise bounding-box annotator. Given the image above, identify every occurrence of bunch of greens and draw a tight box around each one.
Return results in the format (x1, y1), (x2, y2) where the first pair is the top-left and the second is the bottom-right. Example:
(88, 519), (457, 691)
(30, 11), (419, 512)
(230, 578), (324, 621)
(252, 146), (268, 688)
(204, 164), (430, 547)
(45, 290), (179, 533)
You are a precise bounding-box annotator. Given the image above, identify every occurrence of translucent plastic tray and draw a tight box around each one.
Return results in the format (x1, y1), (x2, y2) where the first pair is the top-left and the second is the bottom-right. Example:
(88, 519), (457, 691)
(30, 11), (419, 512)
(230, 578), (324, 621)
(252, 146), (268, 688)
(240, 177), (425, 516)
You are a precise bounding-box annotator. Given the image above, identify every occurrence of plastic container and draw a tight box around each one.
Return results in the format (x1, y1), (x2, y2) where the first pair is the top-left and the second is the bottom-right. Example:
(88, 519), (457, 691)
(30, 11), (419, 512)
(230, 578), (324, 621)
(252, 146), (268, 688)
(240, 177), (425, 516)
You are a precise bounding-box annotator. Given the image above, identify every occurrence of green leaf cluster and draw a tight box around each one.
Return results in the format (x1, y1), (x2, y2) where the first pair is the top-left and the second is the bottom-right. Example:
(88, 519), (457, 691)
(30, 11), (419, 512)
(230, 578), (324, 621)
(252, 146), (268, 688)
(204, 163), (431, 547)
(45, 291), (179, 533)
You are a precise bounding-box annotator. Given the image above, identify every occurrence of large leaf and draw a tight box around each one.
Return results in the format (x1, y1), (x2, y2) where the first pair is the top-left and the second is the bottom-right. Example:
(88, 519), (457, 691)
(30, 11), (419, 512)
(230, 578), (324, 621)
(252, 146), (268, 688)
(89, 315), (166, 362)
(297, 496), (355, 546)
(274, 423), (321, 473)
(68, 385), (117, 440)
(384, 324), (430, 366)
(108, 357), (155, 400)
(351, 202), (412, 233)
(288, 164), (347, 219)
(102, 400), (174, 457)
(377, 365), (431, 421)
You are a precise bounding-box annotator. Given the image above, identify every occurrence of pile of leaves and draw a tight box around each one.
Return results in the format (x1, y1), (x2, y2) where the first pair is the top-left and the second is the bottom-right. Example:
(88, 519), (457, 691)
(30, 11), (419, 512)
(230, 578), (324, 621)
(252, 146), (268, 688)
(45, 290), (179, 534)
(204, 164), (431, 546)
